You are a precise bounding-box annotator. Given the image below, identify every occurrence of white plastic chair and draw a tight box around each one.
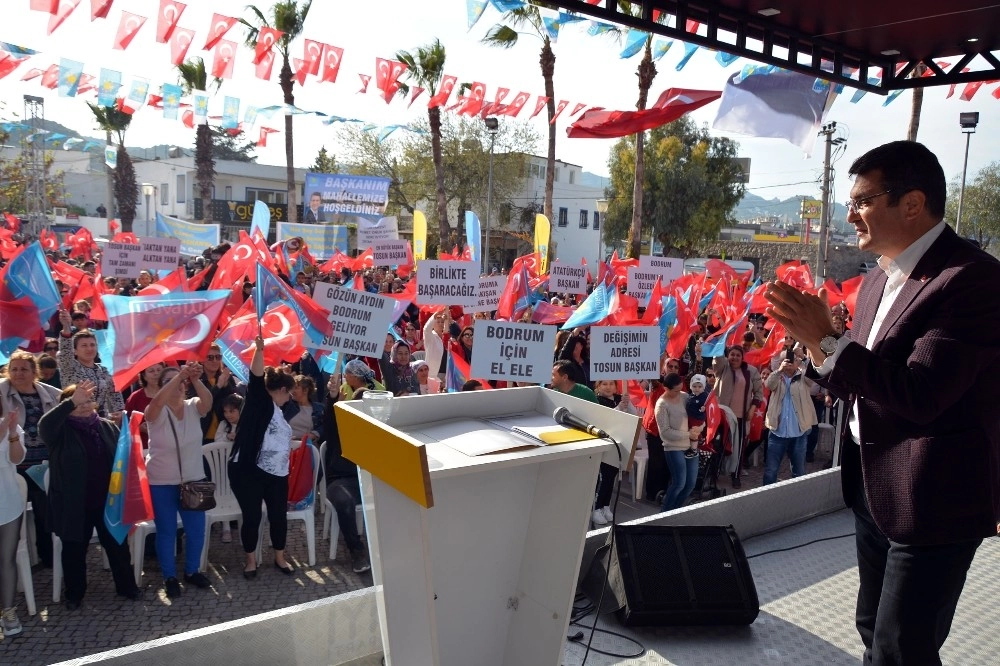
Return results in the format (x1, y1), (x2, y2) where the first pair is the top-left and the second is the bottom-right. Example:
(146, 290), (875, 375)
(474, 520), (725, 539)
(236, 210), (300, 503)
(322, 496), (364, 561)
(46, 470), (109, 603)
(15, 475), (36, 616)
(200, 441), (242, 570)
(631, 447), (649, 502)
(129, 516), (185, 586)
(256, 443), (320, 566)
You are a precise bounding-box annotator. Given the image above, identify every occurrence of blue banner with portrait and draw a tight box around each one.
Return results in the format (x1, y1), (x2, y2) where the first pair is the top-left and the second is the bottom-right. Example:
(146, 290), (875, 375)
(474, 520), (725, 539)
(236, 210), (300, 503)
(303, 172), (391, 222)
(154, 212), (220, 257)
(276, 222), (348, 259)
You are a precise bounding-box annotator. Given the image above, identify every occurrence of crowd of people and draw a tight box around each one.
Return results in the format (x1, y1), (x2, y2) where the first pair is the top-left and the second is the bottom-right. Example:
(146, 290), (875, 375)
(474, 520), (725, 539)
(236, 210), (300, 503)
(0, 224), (846, 643)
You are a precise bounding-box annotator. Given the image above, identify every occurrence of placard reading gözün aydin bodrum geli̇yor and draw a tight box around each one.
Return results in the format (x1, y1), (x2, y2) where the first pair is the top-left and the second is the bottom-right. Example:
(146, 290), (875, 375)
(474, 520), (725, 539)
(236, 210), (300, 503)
(311, 282), (397, 358)
(469, 275), (507, 313)
(547, 260), (588, 295)
(470, 320), (556, 384)
(416, 260), (480, 308)
(589, 326), (661, 380)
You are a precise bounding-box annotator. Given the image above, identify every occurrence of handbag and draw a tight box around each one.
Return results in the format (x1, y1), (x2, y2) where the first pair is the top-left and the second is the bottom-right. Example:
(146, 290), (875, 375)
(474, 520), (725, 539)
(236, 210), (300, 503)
(167, 408), (216, 511)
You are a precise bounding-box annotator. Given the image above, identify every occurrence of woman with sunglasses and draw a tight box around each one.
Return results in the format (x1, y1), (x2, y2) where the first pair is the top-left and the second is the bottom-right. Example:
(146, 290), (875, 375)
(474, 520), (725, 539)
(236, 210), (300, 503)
(144, 363), (213, 599)
(0, 351), (61, 568)
(196, 345), (241, 445)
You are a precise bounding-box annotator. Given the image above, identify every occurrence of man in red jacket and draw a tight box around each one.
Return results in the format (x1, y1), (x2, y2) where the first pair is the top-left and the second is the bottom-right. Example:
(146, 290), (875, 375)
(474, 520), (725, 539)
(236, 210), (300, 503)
(766, 141), (1000, 665)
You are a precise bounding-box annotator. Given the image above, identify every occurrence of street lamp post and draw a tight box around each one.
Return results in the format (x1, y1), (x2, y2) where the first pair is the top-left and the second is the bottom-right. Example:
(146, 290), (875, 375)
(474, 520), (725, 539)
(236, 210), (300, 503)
(483, 117), (499, 274)
(956, 112), (979, 236)
(595, 199), (608, 275)
(141, 183), (154, 236)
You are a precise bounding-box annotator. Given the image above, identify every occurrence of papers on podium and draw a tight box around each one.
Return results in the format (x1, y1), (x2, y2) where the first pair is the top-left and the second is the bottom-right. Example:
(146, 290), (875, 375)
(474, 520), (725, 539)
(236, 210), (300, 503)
(411, 413), (598, 457)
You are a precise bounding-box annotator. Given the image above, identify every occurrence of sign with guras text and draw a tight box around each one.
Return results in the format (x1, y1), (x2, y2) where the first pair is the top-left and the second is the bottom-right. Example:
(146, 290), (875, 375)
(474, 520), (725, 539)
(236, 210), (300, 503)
(470, 320), (556, 384)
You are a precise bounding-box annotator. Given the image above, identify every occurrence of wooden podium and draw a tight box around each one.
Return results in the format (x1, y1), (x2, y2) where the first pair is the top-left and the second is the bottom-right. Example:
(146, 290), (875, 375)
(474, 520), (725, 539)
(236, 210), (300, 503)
(335, 386), (641, 666)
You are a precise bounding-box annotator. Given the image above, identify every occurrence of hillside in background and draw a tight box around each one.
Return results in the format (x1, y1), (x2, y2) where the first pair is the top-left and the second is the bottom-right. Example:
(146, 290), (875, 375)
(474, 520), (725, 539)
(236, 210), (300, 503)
(735, 191), (851, 232)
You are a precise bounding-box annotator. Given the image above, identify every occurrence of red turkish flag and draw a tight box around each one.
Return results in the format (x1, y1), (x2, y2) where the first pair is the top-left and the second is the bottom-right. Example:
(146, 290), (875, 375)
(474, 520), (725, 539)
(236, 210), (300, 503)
(257, 127), (279, 147)
(549, 100), (569, 124)
(427, 74), (456, 108)
(292, 58), (308, 86)
(407, 86), (425, 108)
(484, 87), (509, 115)
(352, 247), (374, 272)
(254, 27), (283, 64)
(0, 54), (28, 80)
(501, 91), (530, 117)
(567, 88), (722, 139)
(39, 228), (58, 251)
(529, 96), (549, 119)
(775, 260), (814, 290)
(303, 39), (323, 75)
(375, 57), (408, 103)
(169, 27), (195, 65)
(457, 82), (486, 116)
(255, 51), (276, 80)
(156, 0), (185, 43)
(211, 39), (237, 79)
(40, 64), (60, 88)
(570, 102), (586, 116)
(114, 11), (147, 50)
(320, 44), (344, 82)
(31, 0), (58, 12)
(90, 0), (112, 20)
(181, 109), (194, 128)
(202, 13), (237, 50)
(357, 73), (371, 93)
(703, 391), (722, 448)
(48, 0), (81, 35)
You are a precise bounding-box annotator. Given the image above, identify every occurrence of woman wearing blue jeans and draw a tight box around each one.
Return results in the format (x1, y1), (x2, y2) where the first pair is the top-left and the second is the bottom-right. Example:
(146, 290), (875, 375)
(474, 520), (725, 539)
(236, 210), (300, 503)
(654, 373), (704, 511)
(144, 363), (214, 599)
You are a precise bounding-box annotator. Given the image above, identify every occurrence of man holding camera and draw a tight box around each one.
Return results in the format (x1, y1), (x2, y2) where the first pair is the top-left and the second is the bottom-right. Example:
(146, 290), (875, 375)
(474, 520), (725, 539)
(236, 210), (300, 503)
(762, 347), (817, 485)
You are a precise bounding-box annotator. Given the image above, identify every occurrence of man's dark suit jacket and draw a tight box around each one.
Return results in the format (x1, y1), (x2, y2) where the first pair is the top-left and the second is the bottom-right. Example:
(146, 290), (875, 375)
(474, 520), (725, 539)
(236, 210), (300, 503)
(814, 225), (1000, 546)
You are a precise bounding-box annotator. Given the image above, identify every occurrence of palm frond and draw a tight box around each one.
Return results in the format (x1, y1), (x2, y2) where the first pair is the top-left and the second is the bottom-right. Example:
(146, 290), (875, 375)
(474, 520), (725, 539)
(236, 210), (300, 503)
(483, 24), (520, 49)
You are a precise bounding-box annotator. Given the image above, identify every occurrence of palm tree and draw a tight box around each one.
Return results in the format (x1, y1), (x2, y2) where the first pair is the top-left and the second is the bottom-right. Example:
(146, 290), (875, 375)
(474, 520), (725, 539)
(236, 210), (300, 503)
(87, 103), (136, 232)
(395, 38), (451, 247)
(176, 58), (221, 224)
(241, 1), (312, 223)
(906, 64), (927, 141)
(626, 38), (657, 258)
(483, 7), (557, 222)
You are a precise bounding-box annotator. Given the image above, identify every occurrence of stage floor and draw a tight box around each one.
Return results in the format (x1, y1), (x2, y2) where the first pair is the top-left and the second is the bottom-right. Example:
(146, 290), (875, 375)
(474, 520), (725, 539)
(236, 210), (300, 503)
(562, 509), (1000, 666)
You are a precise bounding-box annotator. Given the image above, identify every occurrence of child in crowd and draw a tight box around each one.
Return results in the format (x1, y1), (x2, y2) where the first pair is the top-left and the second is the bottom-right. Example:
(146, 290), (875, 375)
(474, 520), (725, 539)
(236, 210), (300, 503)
(214, 393), (244, 543)
(685, 374), (709, 459)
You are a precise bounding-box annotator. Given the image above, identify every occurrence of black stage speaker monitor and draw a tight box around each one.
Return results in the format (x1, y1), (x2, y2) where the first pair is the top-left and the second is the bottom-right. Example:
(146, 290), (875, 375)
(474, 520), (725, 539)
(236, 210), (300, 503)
(585, 524), (759, 627)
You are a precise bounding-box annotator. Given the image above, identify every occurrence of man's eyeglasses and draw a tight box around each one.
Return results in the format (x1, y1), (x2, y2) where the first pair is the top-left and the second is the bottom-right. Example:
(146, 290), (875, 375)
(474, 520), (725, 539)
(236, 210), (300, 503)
(845, 189), (894, 214)
(462, 333), (474, 338)
(705, 373), (715, 378)
(206, 354), (221, 361)
(44, 346), (58, 352)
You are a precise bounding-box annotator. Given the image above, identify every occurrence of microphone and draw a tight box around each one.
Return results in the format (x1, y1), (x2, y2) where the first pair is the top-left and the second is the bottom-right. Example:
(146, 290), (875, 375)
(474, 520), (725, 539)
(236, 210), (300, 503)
(553, 407), (609, 439)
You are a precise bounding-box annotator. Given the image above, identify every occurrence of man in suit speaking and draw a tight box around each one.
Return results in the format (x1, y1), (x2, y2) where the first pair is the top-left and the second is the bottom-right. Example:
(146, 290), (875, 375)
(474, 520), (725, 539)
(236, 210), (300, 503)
(765, 141), (1000, 665)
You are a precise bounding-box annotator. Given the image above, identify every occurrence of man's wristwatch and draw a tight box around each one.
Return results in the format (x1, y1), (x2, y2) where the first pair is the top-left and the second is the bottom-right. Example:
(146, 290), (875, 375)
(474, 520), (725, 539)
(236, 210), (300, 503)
(818, 334), (841, 358)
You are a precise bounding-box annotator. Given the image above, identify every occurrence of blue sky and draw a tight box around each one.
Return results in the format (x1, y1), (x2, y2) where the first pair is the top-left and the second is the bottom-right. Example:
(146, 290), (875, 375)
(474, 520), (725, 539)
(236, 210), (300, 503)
(2, 0), (997, 204)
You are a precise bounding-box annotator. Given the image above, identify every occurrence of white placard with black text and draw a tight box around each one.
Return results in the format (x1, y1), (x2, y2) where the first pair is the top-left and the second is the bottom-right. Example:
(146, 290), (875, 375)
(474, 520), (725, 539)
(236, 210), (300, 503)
(312, 282), (397, 358)
(470, 320), (556, 384)
(373, 239), (410, 266)
(639, 255), (684, 283)
(548, 260), (588, 295)
(589, 326), (661, 380)
(356, 216), (399, 248)
(100, 237), (181, 279)
(469, 275), (507, 313)
(416, 260), (479, 307)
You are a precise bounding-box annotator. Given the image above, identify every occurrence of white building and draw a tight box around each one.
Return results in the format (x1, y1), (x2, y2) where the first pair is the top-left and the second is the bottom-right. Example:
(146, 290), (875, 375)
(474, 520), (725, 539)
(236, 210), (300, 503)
(509, 155), (608, 276)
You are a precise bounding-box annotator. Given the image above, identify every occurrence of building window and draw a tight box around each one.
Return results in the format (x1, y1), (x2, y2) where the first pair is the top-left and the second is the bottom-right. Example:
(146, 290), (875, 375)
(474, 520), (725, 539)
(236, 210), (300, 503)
(569, 170), (576, 185)
(176, 174), (185, 203)
(224, 185), (233, 200)
(579, 209), (588, 228)
(557, 207), (568, 227)
(529, 163), (540, 179)
(246, 188), (286, 204)
(554, 168), (560, 183)
(593, 211), (600, 230)
(160, 183), (169, 206)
